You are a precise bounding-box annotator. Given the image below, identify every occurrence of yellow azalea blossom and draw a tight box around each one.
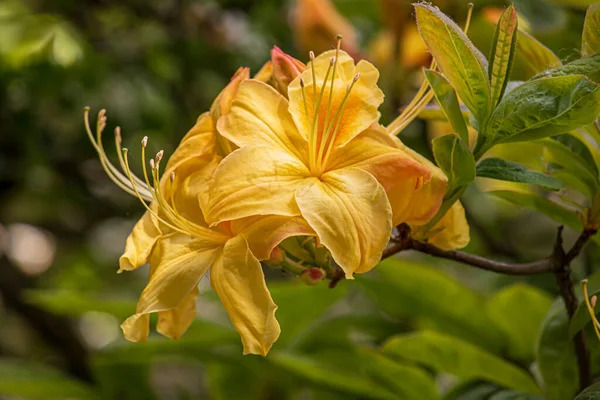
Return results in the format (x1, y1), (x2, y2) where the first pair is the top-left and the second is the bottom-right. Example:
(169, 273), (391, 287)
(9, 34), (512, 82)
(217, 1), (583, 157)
(84, 69), (313, 355)
(206, 45), (431, 278)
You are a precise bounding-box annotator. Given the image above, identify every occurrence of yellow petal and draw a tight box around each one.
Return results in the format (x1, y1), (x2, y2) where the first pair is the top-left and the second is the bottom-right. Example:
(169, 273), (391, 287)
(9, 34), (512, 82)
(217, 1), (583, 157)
(288, 50), (384, 150)
(418, 202), (470, 250)
(211, 236), (280, 356)
(134, 233), (222, 316)
(231, 215), (315, 260)
(119, 210), (162, 272)
(254, 60), (273, 82)
(157, 286), (199, 339)
(164, 112), (216, 174)
(326, 126), (431, 191)
(121, 314), (150, 343)
(206, 146), (309, 225)
(217, 80), (309, 164)
(295, 167), (392, 278)
(210, 67), (251, 124)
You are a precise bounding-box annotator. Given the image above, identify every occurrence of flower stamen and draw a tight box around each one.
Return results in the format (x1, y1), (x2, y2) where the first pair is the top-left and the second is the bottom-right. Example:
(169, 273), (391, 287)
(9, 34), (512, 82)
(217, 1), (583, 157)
(582, 279), (600, 341)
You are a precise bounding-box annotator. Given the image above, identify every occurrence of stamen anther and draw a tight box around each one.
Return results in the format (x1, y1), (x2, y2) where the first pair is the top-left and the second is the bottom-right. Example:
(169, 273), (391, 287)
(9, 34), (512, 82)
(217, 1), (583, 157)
(330, 57), (336, 66)
(309, 51), (315, 61)
(141, 136), (148, 147)
(593, 295), (598, 308)
(155, 150), (164, 163)
(300, 78), (305, 88)
(353, 73), (360, 83)
(170, 172), (175, 182)
(115, 127), (122, 144)
(150, 159), (155, 170)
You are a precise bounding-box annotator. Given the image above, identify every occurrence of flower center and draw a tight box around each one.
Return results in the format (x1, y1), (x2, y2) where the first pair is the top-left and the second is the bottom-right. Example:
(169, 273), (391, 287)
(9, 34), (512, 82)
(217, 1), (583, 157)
(300, 36), (360, 176)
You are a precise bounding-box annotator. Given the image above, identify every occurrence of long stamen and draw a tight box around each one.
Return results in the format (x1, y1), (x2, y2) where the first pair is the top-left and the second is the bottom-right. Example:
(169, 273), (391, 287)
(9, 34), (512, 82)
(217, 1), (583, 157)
(308, 57), (335, 172)
(320, 74), (360, 169)
(300, 78), (315, 169)
(582, 280), (600, 341)
(322, 35), (342, 138)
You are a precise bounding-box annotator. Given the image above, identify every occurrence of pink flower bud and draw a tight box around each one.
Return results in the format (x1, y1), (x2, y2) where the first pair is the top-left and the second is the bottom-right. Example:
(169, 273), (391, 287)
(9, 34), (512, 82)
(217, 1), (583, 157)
(271, 46), (307, 96)
(300, 267), (325, 286)
(268, 247), (286, 265)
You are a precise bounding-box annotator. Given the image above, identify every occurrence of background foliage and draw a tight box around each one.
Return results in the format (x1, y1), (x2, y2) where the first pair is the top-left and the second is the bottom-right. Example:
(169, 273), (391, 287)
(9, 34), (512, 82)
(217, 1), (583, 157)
(1, 0), (600, 399)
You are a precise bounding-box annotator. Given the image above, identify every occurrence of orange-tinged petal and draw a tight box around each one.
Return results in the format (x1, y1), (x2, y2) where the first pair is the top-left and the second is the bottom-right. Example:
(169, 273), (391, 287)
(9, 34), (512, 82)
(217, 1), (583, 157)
(231, 215), (315, 260)
(206, 146), (309, 225)
(295, 168), (392, 278)
(254, 60), (273, 82)
(326, 127), (431, 191)
(210, 67), (251, 124)
(119, 210), (162, 272)
(156, 286), (199, 339)
(288, 50), (384, 151)
(271, 46), (307, 96)
(418, 202), (470, 250)
(217, 80), (308, 164)
(211, 236), (280, 356)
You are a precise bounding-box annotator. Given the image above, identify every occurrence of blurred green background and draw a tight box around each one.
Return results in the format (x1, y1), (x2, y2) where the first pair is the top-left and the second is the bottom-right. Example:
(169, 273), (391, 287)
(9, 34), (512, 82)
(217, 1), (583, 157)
(1, 0), (599, 399)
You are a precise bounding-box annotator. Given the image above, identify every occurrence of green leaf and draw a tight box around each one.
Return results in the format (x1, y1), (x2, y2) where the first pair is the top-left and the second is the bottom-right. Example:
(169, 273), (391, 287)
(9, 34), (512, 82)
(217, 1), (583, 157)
(418, 104), (471, 122)
(414, 3), (491, 125)
(582, 5), (600, 57)
(0, 359), (97, 399)
(358, 259), (505, 352)
(424, 69), (469, 143)
(489, 5), (518, 107)
(536, 299), (579, 400)
(476, 157), (563, 191)
(358, 349), (440, 400)
(269, 351), (397, 400)
(574, 382), (600, 400)
(533, 54), (600, 84)
(432, 134), (476, 188)
(478, 75), (600, 156)
(383, 331), (541, 395)
(514, 29), (561, 78)
(552, 133), (599, 177)
(489, 190), (583, 231)
(444, 382), (503, 400)
(569, 288), (600, 339)
(489, 390), (546, 400)
(486, 283), (553, 362)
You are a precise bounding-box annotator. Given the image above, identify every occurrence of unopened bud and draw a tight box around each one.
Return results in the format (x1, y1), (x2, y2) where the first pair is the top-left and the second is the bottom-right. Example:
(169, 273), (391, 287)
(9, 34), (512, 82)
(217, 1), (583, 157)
(271, 46), (307, 96)
(268, 247), (286, 265)
(300, 267), (325, 286)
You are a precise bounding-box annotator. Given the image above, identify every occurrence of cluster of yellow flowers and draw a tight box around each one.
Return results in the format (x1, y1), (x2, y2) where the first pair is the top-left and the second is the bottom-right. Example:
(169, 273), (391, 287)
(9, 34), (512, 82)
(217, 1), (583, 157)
(85, 39), (469, 356)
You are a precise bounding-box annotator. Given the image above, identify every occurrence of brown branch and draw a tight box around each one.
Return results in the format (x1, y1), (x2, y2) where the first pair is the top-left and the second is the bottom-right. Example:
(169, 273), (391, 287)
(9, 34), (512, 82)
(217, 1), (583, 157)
(381, 224), (596, 390)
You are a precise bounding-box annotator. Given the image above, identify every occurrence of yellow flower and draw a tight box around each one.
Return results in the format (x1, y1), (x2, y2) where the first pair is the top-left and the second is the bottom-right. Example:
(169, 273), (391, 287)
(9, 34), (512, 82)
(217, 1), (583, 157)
(271, 46), (307, 96)
(84, 69), (313, 355)
(206, 45), (431, 278)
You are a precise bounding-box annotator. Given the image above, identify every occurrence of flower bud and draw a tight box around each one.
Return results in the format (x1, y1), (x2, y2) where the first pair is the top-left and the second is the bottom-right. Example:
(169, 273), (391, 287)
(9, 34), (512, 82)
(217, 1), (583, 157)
(267, 247), (286, 265)
(271, 46), (307, 96)
(300, 267), (325, 286)
(292, 0), (360, 59)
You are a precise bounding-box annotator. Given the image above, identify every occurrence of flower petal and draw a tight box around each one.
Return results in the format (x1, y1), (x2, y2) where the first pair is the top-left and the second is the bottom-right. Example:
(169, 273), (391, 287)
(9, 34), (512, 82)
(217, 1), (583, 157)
(211, 236), (280, 356)
(156, 286), (200, 339)
(326, 127), (430, 190)
(295, 167), (392, 278)
(422, 202), (470, 250)
(165, 112), (216, 174)
(119, 210), (162, 272)
(288, 50), (384, 149)
(231, 216), (315, 260)
(206, 146), (309, 225)
(388, 146), (448, 226)
(217, 80), (308, 164)
(121, 233), (223, 345)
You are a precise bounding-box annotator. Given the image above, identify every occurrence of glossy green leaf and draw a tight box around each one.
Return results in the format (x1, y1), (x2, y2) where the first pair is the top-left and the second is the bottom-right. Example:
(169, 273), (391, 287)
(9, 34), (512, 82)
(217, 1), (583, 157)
(486, 284), (553, 362)
(582, 5), (600, 57)
(383, 331), (541, 395)
(489, 5), (518, 107)
(0, 359), (97, 399)
(444, 382), (503, 400)
(536, 299), (579, 400)
(552, 133), (599, 177)
(414, 3), (491, 124)
(358, 349), (440, 400)
(478, 75), (600, 156)
(358, 259), (504, 352)
(424, 69), (469, 143)
(270, 351), (397, 400)
(489, 190), (583, 231)
(432, 134), (476, 188)
(514, 28), (561, 78)
(489, 390), (546, 400)
(574, 381), (600, 400)
(419, 104), (471, 122)
(476, 157), (563, 191)
(533, 54), (600, 84)
(569, 288), (600, 339)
